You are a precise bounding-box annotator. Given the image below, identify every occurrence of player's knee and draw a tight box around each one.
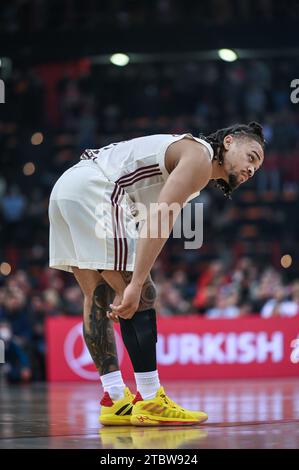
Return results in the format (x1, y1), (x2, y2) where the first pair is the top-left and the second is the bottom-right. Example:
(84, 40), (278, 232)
(100, 270), (130, 296)
(84, 281), (112, 308)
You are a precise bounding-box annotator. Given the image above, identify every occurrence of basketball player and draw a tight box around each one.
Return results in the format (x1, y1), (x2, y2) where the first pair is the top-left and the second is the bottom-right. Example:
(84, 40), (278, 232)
(49, 122), (265, 426)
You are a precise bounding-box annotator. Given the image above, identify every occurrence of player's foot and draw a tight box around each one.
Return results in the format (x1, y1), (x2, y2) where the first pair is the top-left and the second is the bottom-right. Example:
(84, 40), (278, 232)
(99, 387), (134, 426)
(158, 388), (208, 422)
(130, 386), (208, 426)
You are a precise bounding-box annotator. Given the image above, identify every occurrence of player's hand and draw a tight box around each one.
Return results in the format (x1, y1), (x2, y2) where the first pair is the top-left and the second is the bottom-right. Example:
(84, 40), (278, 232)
(109, 282), (142, 319)
(106, 293), (122, 323)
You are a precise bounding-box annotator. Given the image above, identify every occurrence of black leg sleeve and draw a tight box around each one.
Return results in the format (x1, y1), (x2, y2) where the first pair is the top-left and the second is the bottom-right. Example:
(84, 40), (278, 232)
(119, 308), (157, 373)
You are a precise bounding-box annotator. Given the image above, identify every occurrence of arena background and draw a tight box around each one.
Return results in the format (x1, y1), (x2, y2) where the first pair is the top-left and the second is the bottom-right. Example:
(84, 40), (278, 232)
(0, 0), (299, 450)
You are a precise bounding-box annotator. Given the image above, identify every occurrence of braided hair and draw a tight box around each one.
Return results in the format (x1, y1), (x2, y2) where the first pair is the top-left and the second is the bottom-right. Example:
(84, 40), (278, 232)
(200, 122), (265, 198)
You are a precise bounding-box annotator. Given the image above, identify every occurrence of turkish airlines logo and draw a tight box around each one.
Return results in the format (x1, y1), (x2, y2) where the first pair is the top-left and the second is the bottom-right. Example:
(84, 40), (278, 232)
(64, 322), (124, 380)
(157, 331), (284, 364)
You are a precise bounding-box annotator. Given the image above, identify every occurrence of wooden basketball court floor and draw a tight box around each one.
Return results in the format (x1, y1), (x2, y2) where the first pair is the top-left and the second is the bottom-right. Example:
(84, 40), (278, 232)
(0, 378), (298, 449)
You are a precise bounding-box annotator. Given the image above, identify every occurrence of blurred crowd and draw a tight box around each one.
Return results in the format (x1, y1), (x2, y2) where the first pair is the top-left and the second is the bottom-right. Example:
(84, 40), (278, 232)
(1, 45), (299, 381)
(155, 258), (299, 318)
(1, 0), (298, 33)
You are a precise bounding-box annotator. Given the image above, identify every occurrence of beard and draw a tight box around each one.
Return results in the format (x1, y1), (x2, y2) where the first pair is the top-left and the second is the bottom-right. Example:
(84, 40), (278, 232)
(214, 172), (239, 198)
(227, 172), (239, 191)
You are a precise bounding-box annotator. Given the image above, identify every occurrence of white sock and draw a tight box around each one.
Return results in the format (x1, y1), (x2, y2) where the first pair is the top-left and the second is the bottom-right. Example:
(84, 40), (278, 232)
(134, 370), (160, 400)
(100, 370), (126, 401)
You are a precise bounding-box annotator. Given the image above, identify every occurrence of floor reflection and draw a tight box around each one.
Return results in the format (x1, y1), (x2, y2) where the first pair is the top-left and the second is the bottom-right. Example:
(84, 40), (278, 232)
(0, 378), (298, 448)
(98, 426), (209, 449)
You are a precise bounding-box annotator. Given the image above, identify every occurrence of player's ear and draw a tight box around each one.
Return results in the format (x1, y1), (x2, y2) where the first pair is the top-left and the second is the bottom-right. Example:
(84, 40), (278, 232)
(223, 134), (233, 150)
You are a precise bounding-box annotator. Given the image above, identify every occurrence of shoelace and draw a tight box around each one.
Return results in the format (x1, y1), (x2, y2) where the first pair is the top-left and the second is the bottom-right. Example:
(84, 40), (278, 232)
(160, 393), (180, 410)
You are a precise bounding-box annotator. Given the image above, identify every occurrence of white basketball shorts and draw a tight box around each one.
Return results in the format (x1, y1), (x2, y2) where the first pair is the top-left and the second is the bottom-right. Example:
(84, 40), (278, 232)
(49, 160), (139, 273)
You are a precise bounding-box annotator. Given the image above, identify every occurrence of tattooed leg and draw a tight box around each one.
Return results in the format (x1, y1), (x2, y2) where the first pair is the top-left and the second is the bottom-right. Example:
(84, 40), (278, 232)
(83, 282), (120, 375)
(101, 271), (158, 374)
(72, 267), (120, 376)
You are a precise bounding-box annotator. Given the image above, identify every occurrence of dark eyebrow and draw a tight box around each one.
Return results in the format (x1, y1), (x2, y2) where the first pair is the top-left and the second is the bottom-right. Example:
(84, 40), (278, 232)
(252, 150), (261, 161)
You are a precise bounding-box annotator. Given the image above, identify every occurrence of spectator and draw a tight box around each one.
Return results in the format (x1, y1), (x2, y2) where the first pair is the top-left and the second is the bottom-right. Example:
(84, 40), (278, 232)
(206, 285), (240, 318)
(1, 185), (26, 223)
(0, 321), (32, 384)
(1, 288), (32, 346)
(157, 280), (190, 316)
(261, 280), (299, 318)
(193, 260), (228, 313)
(30, 295), (46, 380)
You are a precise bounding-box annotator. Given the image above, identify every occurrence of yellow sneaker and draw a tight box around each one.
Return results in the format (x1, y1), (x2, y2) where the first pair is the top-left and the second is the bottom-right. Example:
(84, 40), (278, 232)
(130, 386), (208, 426)
(99, 387), (134, 426)
(158, 388), (208, 423)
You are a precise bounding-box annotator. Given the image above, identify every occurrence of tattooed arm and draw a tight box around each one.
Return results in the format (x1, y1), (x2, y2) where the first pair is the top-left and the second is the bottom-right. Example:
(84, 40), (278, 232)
(120, 271), (157, 312)
(101, 270), (157, 320)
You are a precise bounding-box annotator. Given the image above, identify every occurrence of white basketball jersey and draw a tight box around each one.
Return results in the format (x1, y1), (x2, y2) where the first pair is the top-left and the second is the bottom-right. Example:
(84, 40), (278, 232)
(81, 133), (213, 217)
